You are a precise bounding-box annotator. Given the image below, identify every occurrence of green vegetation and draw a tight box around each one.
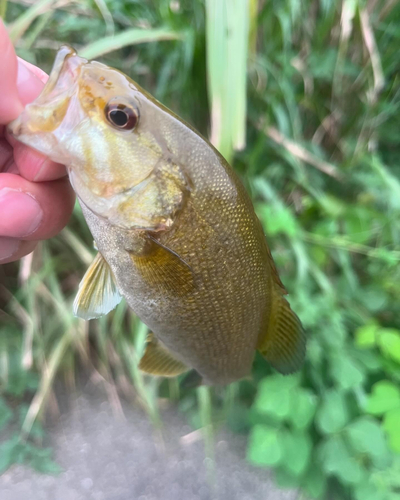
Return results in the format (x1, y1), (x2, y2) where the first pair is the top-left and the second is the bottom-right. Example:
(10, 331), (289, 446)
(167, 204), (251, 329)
(1, 0), (400, 498)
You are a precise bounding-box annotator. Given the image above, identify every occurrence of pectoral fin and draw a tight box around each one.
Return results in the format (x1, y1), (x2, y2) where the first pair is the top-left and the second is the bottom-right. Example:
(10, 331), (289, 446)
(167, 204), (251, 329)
(73, 252), (122, 320)
(257, 286), (306, 374)
(139, 334), (188, 377)
(130, 237), (195, 296)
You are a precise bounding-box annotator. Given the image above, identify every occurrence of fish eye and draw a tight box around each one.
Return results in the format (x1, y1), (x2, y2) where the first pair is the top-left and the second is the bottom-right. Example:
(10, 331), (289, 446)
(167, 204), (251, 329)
(105, 100), (139, 130)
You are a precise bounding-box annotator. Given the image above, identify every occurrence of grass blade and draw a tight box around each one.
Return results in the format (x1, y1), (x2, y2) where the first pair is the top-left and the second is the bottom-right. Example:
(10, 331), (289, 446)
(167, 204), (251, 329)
(21, 325), (75, 435)
(93, 0), (114, 37)
(205, 0), (250, 162)
(80, 28), (184, 59)
(8, 0), (58, 43)
(197, 386), (215, 485)
(0, 0), (7, 20)
(262, 125), (342, 179)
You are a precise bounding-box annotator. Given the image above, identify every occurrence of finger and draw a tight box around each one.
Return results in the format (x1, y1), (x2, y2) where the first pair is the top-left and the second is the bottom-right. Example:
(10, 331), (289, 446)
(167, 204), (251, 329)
(11, 141), (67, 181)
(0, 237), (37, 264)
(0, 173), (75, 240)
(16, 58), (47, 106)
(3, 162), (19, 175)
(0, 138), (13, 171)
(5, 59), (66, 182)
(17, 57), (48, 84)
(0, 19), (23, 123)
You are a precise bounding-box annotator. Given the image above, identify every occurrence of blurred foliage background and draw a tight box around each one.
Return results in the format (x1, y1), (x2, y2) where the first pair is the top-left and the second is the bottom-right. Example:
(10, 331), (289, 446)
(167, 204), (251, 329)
(1, 0), (400, 498)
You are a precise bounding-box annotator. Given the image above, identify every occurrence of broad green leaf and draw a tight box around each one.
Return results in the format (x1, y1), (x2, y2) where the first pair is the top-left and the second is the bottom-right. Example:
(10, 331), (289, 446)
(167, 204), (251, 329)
(318, 194), (346, 218)
(32, 456), (62, 474)
(316, 391), (350, 434)
(254, 389), (291, 420)
(0, 435), (21, 474)
(344, 208), (373, 244)
(346, 417), (392, 468)
(318, 310), (346, 348)
(302, 466), (327, 499)
(313, 219), (339, 237)
(27, 445), (62, 474)
(310, 246), (328, 267)
(359, 288), (388, 313)
(253, 375), (299, 420)
(6, 363), (29, 397)
(274, 467), (298, 489)
(260, 205), (298, 237)
(288, 388), (317, 430)
(382, 358), (400, 383)
(366, 381), (400, 416)
(377, 329), (400, 364)
(355, 482), (388, 500)
(330, 354), (365, 390)
(353, 349), (382, 372)
(0, 398), (13, 431)
(247, 424), (283, 467)
(355, 322), (379, 348)
(318, 435), (364, 484)
(383, 408), (400, 453)
(281, 430), (312, 476)
(226, 403), (250, 434)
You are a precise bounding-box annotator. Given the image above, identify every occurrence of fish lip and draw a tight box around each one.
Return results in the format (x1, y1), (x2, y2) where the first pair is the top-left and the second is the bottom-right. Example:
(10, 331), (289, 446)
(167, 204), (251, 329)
(7, 45), (87, 141)
(36, 44), (87, 102)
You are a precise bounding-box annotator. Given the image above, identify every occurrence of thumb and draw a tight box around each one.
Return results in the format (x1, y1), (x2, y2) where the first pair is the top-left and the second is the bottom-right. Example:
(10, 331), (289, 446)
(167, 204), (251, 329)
(0, 19), (23, 124)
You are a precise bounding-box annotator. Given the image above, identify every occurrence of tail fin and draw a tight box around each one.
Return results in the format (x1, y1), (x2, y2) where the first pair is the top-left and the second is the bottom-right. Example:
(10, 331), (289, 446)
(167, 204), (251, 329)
(257, 287), (306, 374)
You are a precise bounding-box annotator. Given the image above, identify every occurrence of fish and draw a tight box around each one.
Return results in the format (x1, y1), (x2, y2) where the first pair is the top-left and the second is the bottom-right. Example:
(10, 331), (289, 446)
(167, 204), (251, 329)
(8, 45), (306, 385)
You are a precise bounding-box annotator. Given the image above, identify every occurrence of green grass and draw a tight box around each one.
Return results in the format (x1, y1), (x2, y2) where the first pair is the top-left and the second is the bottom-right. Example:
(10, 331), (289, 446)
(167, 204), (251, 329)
(1, 0), (400, 498)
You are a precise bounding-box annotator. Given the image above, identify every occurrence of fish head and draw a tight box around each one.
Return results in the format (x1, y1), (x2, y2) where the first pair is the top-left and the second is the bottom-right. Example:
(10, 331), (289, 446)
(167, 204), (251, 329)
(8, 45), (172, 230)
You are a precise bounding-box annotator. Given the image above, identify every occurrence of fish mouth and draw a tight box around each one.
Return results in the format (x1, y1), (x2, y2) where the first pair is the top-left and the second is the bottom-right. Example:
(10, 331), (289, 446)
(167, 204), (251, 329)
(7, 45), (87, 145)
(35, 45), (87, 104)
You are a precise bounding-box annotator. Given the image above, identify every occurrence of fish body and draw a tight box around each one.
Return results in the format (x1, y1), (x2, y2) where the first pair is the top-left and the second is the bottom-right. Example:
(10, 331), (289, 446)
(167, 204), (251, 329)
(8, 46), (305, 384)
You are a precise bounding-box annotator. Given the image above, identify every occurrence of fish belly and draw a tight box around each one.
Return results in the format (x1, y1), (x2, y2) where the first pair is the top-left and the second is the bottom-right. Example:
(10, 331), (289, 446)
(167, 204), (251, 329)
(80, 201), (269, 385)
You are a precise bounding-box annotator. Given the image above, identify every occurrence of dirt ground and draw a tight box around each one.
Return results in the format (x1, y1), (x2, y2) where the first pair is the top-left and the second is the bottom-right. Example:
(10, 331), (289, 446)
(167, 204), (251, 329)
(0, 382), (298, 500)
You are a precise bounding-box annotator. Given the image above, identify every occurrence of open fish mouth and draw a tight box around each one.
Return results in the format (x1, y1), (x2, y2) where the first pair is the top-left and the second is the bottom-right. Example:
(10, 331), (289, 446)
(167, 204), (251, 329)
(35, 45), (87, 103)
(7, 45), (87, 139)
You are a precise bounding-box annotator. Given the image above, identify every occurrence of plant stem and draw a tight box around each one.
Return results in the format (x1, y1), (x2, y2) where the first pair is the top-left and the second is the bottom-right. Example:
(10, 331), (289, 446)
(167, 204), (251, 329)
(0, 0), (7, 20)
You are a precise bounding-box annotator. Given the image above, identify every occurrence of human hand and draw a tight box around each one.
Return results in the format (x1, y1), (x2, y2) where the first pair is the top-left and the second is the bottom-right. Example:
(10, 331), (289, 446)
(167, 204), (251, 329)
(0, 19), (75, 264)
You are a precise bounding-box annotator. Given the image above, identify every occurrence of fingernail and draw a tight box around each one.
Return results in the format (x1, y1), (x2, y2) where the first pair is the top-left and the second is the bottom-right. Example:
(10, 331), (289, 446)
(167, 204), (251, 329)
(17, 59), (35, 87)
(16, 59), (43, 106)
(0, 188), (43, 237)
(33, 158), (52, 181)
(0, 237), (20, 261)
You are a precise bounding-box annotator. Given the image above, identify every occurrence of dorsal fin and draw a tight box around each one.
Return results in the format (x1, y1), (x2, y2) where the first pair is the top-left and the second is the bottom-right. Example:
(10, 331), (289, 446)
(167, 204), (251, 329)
(73, 252), (122, 320)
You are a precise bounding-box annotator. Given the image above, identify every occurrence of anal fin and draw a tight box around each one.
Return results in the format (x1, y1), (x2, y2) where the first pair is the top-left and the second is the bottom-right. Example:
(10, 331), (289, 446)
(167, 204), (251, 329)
(73, 252), (122, 320)
(139, 334), (189, 377)
(257, 286), (306, 374)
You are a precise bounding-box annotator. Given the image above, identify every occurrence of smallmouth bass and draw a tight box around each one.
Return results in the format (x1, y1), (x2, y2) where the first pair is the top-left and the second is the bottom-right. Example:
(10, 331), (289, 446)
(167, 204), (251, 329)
(8, 46), (305, 385)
